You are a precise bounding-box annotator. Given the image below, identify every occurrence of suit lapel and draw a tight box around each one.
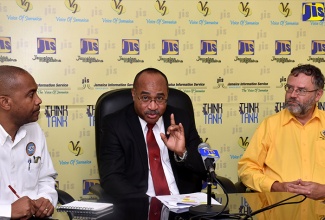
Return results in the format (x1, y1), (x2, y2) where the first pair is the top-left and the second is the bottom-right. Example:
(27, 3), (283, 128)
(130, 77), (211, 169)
(126, 105), (149, 171)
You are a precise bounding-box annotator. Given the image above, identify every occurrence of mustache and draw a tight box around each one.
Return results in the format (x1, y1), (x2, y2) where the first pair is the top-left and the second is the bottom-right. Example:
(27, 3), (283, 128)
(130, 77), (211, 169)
(145, 110), (160, 115)
(284, 98), (302, 109)
(285, 98), (298, 104)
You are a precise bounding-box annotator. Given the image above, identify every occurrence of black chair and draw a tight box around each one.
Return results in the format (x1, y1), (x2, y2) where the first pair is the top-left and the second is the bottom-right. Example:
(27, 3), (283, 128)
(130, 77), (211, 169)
(56, 188), (74, 205)
(56, 188), (75, 220)
(234, 180), (254, 193)
(90, 88), (237, 200)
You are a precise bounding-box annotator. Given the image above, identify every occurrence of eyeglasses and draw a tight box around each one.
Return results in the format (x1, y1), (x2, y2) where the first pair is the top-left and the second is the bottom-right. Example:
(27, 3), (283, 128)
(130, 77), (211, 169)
(284, 84), (318, 96)
(136, 94), (167, 105)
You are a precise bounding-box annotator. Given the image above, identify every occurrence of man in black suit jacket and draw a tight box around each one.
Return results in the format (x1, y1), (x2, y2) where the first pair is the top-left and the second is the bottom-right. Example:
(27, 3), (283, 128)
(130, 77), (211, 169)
(99, 68), (206, 199)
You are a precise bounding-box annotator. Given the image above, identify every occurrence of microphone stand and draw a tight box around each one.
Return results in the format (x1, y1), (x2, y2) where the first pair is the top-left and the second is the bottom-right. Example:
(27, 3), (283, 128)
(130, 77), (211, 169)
(189, 171), (229, 215)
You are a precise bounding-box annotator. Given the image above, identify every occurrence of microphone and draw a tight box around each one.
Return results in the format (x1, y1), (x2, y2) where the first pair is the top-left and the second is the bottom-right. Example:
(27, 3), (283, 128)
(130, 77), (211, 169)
(189, 143), (229, 216)
(198, 143), (220, 178)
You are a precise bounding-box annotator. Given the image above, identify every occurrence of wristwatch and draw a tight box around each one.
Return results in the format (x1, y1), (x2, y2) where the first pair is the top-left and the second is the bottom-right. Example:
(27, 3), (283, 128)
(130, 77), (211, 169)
(174, 150), (188, 162)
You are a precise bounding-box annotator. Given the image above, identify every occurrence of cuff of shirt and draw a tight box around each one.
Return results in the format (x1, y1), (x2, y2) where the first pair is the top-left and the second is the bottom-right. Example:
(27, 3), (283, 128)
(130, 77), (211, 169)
(174, 150), (188, 162)
(0, 204), (12, 218)
(261, 178), (277, 192)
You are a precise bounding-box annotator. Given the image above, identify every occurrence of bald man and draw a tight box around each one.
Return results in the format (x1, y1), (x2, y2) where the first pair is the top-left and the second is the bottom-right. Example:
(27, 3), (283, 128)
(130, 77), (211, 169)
(0, 65), (57, 219)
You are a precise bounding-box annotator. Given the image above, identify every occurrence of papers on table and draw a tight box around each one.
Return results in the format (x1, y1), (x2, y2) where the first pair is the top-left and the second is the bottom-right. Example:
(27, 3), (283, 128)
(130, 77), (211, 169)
(156, 192), (221, 213)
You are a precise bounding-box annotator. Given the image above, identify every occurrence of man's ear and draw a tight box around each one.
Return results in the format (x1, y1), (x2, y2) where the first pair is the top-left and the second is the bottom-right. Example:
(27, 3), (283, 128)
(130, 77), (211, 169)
(131, 88), (136, 101)
(316, 89), (324, 102)
(0, 96), (11, 110)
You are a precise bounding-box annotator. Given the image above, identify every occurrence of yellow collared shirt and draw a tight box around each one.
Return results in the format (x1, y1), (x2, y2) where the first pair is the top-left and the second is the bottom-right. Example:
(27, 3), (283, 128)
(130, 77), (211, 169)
(238, 107), (325, 192)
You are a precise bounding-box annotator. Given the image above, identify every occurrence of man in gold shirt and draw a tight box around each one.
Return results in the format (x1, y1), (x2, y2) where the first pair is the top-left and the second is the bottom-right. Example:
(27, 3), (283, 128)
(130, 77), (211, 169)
(238, 64), (325, 200)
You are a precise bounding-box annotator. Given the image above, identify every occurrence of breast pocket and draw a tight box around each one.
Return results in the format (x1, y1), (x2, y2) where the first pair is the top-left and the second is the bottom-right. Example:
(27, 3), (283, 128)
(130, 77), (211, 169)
(23, 162), (41, 190)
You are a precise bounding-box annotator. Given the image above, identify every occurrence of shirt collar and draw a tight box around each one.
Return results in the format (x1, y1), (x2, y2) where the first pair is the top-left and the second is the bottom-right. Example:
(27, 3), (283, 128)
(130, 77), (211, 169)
(0, 124), (27, 146)
(139, 116), (164, 132)
(0, 124), (9, 146)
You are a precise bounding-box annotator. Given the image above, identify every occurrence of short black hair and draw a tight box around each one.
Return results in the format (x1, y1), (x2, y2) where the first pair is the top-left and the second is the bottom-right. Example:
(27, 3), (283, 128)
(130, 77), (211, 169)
(0, 65), (30, 95)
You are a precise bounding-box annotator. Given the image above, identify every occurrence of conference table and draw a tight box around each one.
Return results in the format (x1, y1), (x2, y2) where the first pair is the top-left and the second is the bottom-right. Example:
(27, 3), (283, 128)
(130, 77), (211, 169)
(53, 192), (325, 220)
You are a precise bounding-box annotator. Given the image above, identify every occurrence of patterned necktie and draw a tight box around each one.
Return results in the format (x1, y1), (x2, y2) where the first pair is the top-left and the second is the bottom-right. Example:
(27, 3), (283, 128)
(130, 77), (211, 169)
(146, 123), (170, 196)
(149, 197), (163, 220)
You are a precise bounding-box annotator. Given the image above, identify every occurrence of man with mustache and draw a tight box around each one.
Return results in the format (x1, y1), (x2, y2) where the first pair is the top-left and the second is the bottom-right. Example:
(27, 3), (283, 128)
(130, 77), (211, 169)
(238, 64), (325, 200)
(0, 65), (57, 219)
(99, 68), (206, 200)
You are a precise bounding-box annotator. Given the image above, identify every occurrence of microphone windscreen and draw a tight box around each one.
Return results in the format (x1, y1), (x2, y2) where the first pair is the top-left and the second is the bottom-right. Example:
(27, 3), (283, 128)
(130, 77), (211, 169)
(198, 142), (210, 150)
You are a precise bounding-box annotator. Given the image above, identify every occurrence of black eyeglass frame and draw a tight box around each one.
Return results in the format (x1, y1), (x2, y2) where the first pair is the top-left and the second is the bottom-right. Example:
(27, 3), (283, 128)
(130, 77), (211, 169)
(284, 84), (319, 96)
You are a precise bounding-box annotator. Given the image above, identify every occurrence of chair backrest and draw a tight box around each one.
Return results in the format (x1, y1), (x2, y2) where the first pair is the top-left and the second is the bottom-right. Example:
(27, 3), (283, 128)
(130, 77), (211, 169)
(94, 88), (239, 194)
(94, 88), (195, 168)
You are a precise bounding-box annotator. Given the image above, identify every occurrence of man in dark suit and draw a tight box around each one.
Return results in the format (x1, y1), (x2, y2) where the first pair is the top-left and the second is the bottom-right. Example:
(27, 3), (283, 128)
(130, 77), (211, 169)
(99, 68), (206, 199)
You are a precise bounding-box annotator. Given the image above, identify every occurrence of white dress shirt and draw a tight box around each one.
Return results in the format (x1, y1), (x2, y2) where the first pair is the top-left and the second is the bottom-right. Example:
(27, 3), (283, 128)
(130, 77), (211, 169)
(0, 122), (58, 218)
(139, 117), (180, 196)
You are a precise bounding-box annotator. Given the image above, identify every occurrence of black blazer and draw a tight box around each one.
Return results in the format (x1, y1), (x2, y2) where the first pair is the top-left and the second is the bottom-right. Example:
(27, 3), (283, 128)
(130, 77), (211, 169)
(99, 104), (206, 199)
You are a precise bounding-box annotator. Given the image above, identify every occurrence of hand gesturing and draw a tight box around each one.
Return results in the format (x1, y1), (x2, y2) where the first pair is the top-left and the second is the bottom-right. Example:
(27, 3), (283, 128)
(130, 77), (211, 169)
(160, 113), (186, 156)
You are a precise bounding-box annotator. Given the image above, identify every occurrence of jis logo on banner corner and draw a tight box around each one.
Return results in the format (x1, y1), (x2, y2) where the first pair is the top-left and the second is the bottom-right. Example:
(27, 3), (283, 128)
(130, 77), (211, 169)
(122, 39), (140, 55)
(238, 40), (254, 55)
(275, 40), (291, 55)
(162, 40), (179, 55)
(83, 179), (100, 195)
(239, 103), (259, 123)
(81, 38), (99, 55)
(201, 40), (217, 55)
(302, 2), (324, 21)
(311, 40), (325, 55)
(37, 38), (56, 54)
(0, 37), (11, 53)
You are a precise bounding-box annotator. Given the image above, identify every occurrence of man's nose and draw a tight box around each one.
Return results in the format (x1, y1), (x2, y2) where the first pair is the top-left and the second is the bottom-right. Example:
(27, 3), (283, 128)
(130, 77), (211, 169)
(290, 89), (299, 98)
(147, 100), (158, 109)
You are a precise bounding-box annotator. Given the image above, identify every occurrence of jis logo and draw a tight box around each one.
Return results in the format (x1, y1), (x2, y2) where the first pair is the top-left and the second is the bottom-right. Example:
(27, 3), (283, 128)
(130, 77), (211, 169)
(122, 39), (140, 55)
(275, 40), (291, 55)
(238, 40), (254, 55)
(0, 37), (11, 53)
(83, 179), (100, 195)
(302, 2), (324, 21)
(162, 40), (179, 55)
(80, 38), (99, 55)
(311, 40), (325, 55)
(37, 38), (56, 54)
(201, 40), (217, 55)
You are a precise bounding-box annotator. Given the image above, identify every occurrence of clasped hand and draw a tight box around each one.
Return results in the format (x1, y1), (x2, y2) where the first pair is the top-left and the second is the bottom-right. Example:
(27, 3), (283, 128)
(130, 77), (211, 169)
(11, 197), (54, 219)
(272, 179), (325, 200)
